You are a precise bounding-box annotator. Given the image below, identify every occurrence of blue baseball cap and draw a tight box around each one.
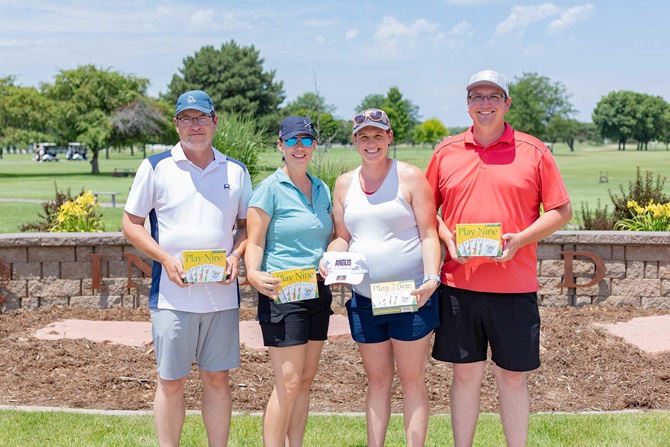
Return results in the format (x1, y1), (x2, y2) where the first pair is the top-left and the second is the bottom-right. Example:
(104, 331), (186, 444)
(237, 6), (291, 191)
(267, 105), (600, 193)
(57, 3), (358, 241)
(175, 90), (215, 116)
(279, 116), (315, 140)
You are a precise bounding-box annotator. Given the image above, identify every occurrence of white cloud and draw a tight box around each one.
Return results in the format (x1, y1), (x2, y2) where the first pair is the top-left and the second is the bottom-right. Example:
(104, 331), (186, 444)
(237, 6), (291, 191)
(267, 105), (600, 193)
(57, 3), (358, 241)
(186, 9), (218, 32)
(222, 12), (253, 32)
(375, 16), (439, 40)
(345, 29), (359, 41)
(494, 3), (561, 38)
(0, 39), (19, 46)
(353, 16), (451, 62)
(523, 43), (544, 58)
(156, 6), (171, 16)
(448, 0), (502, 4)
(549, 4), (595, 34)
(304, 18), (338, 27)
(373, 16), (440, 51)
(184, 9), (252, 33)
(450, 21), (474, 36)
(316, 35), (326, 44)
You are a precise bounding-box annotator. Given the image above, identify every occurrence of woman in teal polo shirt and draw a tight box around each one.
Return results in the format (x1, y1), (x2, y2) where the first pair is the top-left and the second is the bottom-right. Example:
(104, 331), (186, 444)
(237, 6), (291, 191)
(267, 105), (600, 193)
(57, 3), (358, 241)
(245, 116), (333, 447)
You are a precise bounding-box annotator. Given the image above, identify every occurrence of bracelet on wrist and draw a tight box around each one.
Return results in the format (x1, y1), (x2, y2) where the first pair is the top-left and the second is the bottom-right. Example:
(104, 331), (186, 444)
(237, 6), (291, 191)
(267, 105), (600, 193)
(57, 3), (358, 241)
(229, 251), (240, 260)
(422, 274), (441, 285)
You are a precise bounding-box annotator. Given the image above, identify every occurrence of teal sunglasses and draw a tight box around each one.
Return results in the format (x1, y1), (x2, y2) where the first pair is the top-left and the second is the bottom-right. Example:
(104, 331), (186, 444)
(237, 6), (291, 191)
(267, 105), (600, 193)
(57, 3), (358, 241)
(284, 136), (315, 147)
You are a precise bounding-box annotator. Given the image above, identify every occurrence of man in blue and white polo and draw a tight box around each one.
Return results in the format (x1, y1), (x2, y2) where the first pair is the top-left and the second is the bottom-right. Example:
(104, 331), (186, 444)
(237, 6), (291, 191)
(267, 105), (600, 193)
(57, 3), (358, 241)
(123, 90), (252, 447)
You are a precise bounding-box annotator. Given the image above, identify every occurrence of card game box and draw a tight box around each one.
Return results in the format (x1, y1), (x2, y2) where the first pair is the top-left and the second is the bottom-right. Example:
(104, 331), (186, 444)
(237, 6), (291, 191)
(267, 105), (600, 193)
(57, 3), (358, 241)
(182, 249), (227, 283)
(271, 267), (319, 304)
(370, 280), (417, 315)
(455, 223), (503, 257)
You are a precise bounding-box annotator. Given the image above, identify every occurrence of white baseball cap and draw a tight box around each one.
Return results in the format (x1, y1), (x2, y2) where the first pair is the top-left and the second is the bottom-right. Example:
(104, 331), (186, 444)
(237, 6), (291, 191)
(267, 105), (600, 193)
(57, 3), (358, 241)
(466, 70), (508, 96)
(323, 252), (368, 286)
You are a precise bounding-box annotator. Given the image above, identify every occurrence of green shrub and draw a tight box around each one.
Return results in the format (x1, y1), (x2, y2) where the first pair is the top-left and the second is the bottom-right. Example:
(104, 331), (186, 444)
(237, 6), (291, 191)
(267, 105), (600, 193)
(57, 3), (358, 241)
(579, 199), (617, 230)
(614, 200), (670, 231)
(609, 167), (669, 221)
(20, 183), (80, 232)
(309, 149), (347, 196)
(50, 191), (105, 233)
(213, 112), (270, 184)
(20, 183), (104, 233)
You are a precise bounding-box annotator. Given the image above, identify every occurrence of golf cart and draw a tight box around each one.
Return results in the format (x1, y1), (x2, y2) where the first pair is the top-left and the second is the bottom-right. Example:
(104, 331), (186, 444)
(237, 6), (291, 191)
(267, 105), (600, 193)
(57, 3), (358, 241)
(66, 142), (88, 161)
(33, 143), (59, 162)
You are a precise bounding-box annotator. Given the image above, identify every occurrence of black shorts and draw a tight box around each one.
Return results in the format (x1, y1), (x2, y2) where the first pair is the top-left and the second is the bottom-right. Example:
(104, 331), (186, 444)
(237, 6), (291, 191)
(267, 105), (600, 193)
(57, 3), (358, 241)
(257, 281), (333, 348)
(432, 285), (541, 372)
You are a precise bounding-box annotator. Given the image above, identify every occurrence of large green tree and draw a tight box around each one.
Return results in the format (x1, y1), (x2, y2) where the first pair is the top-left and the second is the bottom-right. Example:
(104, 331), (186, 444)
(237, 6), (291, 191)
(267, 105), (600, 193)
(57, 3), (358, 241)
(356, 94), (386, 112)
(356, 87), (421, 147)
(413, 118), (449, 148)
(282, 92), (340, 146)
(109, 96), (174, 157)
(164, 40), (285, 128)
(283, 92), (336, 115)
(592, 90), (639, 150)
(575, 122), (603, 145)
(42, 65), (150, 173)
(631, 94), (669, 150)
(659, 109), (670, 150)
(506, 72), (576, 141)
(545, 116), (582, 151)
(0, 77), (56, 149)
(384, 87), (412, 145)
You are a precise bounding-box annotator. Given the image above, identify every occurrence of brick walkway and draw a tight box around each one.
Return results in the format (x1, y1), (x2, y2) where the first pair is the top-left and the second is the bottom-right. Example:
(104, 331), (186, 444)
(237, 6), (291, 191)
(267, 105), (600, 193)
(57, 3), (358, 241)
(34, 314), (352, 350)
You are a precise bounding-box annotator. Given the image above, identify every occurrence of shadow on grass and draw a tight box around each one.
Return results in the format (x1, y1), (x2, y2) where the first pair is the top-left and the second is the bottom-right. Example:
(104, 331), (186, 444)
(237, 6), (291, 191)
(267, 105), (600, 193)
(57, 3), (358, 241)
(0, 172), (112, 178)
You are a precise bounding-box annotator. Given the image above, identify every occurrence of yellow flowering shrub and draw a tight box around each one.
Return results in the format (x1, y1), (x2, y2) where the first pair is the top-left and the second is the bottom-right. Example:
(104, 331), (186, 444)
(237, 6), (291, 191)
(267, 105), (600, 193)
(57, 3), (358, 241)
(50, 191), (105, 232)
(614, 200), (670, 231)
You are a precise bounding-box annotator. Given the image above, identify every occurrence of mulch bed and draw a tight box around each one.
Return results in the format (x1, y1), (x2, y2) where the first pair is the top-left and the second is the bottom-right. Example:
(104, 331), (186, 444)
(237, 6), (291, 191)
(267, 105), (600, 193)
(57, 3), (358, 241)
(1, 305), (669, 413)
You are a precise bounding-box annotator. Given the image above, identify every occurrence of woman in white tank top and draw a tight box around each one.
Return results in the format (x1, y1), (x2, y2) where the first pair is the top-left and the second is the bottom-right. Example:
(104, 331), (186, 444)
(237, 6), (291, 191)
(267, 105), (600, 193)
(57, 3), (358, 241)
(320, 108), (441, 447)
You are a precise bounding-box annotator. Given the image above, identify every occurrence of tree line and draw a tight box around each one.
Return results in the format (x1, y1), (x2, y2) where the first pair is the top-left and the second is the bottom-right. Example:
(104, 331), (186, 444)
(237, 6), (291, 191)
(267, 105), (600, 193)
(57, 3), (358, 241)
(2, 40), (669, 174)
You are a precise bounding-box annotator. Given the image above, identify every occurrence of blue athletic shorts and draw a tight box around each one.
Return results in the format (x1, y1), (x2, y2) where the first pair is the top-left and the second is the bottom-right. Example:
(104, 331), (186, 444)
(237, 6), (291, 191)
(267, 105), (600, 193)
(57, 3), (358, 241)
(346, 289), (439, 344)
(150, 308), (240, 380)
(432, 285), (541, 372)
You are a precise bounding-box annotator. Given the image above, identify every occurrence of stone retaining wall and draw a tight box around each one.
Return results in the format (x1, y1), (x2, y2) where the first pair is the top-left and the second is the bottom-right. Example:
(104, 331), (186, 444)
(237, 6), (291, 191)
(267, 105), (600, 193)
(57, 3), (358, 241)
(0, 231), (668, 313)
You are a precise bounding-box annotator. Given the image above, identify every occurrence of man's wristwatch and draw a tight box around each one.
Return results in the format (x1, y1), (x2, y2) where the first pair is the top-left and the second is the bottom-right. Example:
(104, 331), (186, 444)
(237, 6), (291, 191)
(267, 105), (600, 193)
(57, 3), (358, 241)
(422, 274), (441, 285)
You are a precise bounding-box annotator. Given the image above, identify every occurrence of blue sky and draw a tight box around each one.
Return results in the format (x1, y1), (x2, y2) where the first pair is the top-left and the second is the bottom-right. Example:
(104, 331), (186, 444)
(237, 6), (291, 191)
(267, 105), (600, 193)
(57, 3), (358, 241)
(1, 0), (667, 127)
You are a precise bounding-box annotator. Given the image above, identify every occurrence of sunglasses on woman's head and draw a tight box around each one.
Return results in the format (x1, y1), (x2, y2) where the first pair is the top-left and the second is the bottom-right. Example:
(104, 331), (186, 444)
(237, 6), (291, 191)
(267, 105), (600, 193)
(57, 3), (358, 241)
(352, 109), (390, 127)
(284, 136), (315, 147)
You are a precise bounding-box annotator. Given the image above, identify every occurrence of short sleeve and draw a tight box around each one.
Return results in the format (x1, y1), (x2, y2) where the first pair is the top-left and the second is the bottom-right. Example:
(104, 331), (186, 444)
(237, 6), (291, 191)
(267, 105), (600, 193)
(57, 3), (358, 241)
(237, 169), (253, 219)
(124, 159), (154, 218)
(425, 146), (444, 213)
(538, 150), (570, 211)
(248, 179), (277, 218)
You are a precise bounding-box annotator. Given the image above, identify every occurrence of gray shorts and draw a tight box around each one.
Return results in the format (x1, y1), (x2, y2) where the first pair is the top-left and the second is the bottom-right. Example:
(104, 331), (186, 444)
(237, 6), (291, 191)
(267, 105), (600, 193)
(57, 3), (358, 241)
(150, 308), (240, 380)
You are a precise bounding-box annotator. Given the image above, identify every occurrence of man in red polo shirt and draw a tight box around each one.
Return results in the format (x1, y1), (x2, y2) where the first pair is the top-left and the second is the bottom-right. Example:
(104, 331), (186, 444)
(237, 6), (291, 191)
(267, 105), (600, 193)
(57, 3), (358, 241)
(426, 70), (572, 447)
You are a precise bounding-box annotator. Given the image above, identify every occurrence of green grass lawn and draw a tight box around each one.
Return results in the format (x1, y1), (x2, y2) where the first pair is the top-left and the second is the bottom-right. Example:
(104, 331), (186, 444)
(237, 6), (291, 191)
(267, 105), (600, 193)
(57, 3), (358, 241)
(1, 143), (669, 233)
(2, 410), (669, 446)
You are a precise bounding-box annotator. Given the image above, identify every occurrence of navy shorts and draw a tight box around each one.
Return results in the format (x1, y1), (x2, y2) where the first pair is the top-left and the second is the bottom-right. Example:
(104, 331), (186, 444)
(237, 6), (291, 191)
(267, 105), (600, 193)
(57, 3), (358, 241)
(257, 281), (333, 347)
(432, 285), (541, 372)
(346, 290), (440, 344)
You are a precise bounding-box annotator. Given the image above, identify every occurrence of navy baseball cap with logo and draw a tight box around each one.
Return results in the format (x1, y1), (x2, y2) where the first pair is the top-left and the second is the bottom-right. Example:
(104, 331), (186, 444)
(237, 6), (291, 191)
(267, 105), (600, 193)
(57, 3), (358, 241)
(175, 90), (215, 116)
(278, 116), (315, 140)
